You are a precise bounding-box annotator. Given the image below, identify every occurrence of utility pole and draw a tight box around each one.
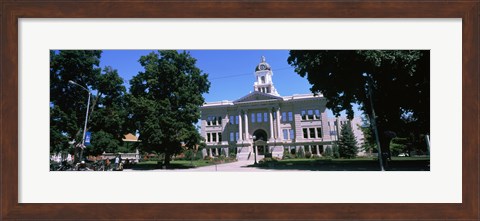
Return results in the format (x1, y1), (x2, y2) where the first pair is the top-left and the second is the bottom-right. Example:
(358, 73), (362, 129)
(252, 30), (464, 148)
(364, 73), (385, 171)
(69, 80), (91, 163)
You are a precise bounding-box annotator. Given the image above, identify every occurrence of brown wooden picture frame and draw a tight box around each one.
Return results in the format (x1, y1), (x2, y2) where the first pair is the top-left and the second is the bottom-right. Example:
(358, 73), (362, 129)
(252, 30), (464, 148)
(1, 1), (478, 220)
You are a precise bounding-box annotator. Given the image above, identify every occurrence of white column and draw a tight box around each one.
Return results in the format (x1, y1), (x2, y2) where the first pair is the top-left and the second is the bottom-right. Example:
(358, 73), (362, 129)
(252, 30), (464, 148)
(244, 111), (249, 141)
(209, 148), (212, 157)
(276, 108), (283, 140)
(238, 112), (243, 141)
(316, 145), (321, 156)
(269, 111), (274, 140)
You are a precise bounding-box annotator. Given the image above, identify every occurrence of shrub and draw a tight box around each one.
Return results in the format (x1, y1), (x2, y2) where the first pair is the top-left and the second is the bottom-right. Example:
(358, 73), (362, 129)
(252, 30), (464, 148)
(332, 144), (340, 159)
(305, 151), (312, 159)
(324, 147), (333, 157)
(296, 147), (305, 158)
(283, 150), (293, 159)
(184, 149), (202, 161)
(259, 157), (278, 164)
(204, 156), (213, 161)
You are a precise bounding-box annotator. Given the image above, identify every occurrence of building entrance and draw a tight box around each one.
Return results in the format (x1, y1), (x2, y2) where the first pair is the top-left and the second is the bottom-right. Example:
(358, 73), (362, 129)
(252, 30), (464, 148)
(253, 129), (268, 155)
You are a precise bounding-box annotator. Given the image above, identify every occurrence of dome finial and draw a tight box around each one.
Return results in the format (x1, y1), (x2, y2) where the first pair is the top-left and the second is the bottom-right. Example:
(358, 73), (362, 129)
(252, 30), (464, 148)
(261, 56), (266, 63)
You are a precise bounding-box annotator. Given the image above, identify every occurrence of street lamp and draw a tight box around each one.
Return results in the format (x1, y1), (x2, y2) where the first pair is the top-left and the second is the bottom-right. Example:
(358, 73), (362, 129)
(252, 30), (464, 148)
(363, 73), (385, 171)
(252, 135), (257, 165)
(68, 80), (91, 162)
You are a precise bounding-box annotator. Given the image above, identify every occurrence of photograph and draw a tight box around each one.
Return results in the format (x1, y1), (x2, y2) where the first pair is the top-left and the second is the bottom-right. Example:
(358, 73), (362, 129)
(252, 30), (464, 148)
(50, 50), (430, 172)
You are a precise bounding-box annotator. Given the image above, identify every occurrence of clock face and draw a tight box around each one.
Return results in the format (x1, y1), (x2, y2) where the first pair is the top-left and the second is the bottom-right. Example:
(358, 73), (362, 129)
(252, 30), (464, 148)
(259, 64), (266, 70)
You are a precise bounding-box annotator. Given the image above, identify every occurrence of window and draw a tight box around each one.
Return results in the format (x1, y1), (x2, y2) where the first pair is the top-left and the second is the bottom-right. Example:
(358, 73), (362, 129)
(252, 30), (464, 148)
(218, 133), (222, 142)
(235, 132), (239, 141)
(261, 76), (265, 83)
(288, 112), (293, 121)
(257, 113), (262, 123)
(251, 113), (255, 123)
(289, 129), (295, 140)
(212, 133), (217, 142)
(264, 112), (268, 122)
(273, 112), (276, 120)
(282, 112), (287, 122)
(303, 128), (308, 138)
(207, 116), (212, 126)
(207, 133), (211, 142)
(309, 128), (315, 138)
(230, 116), (234, 125)
(212, 116), (217, 125)
(307, 110), (314, 120)
(235, 116), (239, 124)
(267, 87), (271, 93)
(218, 116), (222, 125)
(230, 132), (234, 141)
(317, 128), (322, 138)
(314, 110), (320, 120)
(301, 110), (307, 120)
(283, 129), (289, 140)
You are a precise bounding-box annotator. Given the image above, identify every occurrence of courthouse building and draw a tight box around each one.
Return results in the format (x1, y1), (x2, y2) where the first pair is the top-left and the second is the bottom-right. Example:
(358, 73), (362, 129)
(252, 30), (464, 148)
(200, 57), (364, 160)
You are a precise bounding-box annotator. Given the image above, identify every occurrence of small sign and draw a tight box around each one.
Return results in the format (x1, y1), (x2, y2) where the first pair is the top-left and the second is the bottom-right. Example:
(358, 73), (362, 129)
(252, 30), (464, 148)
(85, 132), (91, 146)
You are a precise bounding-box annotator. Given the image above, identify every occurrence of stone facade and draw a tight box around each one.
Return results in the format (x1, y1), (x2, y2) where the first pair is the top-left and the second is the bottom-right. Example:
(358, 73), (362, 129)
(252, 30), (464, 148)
(200, 57), (364, 160)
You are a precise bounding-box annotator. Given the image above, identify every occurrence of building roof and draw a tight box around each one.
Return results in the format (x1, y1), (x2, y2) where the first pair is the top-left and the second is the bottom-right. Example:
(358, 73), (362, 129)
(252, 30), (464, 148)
(122, 133), (140, 142)
(201, 93), (325, 108)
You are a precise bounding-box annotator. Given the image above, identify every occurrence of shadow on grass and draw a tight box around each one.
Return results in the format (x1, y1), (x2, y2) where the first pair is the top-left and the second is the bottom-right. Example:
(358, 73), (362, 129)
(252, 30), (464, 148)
(245, 158), (430, 171)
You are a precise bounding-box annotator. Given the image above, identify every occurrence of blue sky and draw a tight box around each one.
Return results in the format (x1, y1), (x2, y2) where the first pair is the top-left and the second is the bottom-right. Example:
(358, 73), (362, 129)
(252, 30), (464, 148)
(99, 50), (359, 117)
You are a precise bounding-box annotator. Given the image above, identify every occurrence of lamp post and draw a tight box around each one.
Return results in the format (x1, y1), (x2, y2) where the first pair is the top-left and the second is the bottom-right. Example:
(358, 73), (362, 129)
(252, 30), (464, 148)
(252, 135), (257, 165)
(363, 73), (385, 171)
(68, 80), (91, 162)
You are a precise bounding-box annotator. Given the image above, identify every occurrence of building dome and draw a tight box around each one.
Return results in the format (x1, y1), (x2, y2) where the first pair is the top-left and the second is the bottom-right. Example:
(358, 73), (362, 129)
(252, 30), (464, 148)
(255, 56), (271, 71)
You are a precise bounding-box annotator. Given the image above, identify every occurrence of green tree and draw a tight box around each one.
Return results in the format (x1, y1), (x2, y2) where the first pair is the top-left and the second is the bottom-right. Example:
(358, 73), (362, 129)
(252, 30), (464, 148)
(338, 123), (358, 158)
(324, 146), (333, 158)
(88, 66), (129, 155)
(50, 51), (130, 160)
(359, 116), (377, 155)
(390, 137), (408, 156)
(50, 50), (102, 159)
(129, 50), (210, 166)
(332, 143), (340, 159)
(288, 50), (429, 157)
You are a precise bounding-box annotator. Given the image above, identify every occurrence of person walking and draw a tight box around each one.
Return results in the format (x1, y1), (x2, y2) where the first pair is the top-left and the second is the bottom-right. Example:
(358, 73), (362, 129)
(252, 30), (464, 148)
(114, 155), (120, 170)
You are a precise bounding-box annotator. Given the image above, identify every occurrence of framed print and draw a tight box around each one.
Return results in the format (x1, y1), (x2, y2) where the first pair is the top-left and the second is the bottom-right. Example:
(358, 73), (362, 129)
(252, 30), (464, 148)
(1, 1), (478, 220)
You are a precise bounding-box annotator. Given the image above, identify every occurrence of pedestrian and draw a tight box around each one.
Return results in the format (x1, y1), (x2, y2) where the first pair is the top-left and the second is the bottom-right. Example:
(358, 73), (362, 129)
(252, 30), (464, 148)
(105, 158), (111, 171)
(114, 155), (120, 170)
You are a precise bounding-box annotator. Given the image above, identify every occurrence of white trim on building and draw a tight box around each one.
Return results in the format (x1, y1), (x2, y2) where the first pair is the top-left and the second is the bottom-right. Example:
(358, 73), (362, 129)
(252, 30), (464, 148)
(200, 57), (364, 160)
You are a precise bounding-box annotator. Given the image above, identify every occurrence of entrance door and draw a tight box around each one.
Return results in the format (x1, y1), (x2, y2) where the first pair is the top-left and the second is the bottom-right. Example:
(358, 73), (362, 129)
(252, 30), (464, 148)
(252, 129), (268, 155)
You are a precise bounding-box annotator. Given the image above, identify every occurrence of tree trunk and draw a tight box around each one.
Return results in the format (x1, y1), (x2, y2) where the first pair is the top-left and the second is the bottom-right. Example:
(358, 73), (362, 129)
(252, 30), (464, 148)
(163, 146), (171, 167)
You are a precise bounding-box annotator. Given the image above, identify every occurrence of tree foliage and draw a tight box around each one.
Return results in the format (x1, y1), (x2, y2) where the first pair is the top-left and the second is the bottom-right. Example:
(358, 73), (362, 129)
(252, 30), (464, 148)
(129, 50), (210, 165)
(288, 50), (429, 155)
(50, 51), (129, 158)
(50, 50), (102, 155)
(390, 137), (409, 156)
(359, 117), (377, 154)
(338, 123), (358, 158)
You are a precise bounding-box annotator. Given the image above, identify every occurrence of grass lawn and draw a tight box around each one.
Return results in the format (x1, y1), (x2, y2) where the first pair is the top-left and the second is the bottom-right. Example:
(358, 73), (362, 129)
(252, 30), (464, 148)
(255, 157), (430, 171)
(130, 159), (234, 170)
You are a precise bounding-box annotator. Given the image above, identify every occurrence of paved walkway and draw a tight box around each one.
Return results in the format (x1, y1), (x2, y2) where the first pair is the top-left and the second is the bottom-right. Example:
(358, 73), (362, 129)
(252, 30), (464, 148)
(124, 160), (283, 172)
(180, 160), (263, 172)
